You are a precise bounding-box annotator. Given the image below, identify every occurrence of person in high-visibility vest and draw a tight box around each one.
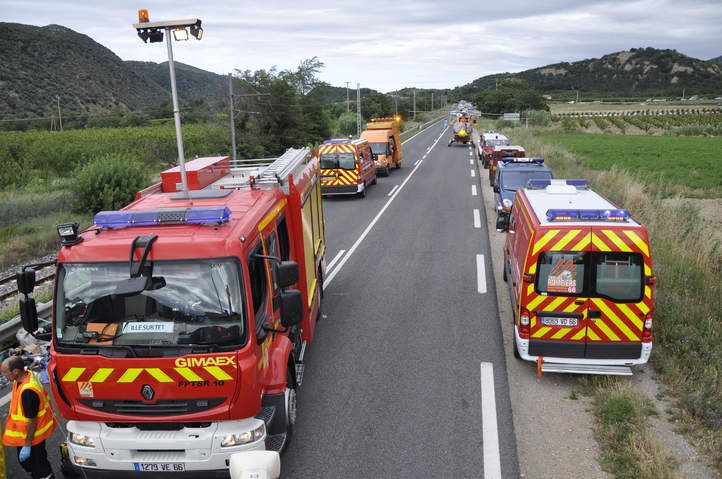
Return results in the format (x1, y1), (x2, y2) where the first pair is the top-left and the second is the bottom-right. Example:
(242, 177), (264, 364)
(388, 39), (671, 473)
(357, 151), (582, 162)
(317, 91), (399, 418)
(1, 356), (57, 479)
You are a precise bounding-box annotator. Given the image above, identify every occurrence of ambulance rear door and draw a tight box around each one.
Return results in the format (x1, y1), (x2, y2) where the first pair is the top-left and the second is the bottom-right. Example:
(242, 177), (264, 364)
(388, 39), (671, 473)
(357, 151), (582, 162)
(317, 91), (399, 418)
(528, 227), (593, 358)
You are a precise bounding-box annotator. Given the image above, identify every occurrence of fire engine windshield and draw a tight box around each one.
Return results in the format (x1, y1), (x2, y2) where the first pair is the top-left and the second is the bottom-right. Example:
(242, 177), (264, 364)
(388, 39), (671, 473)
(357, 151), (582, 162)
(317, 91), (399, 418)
(501, 171), (552, 191)
(54, 259), (245, 349)
(320, 153), (356, 170)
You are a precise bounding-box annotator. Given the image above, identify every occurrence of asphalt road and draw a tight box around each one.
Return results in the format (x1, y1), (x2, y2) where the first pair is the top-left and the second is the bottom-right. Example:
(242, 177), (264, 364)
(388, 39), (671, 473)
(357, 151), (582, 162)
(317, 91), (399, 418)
(2, 121), (521, 479)
(283, 122), (519, 478)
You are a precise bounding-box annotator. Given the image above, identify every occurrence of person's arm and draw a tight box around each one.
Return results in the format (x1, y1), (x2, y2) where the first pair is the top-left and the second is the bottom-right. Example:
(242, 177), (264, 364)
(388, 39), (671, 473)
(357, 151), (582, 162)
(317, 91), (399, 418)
(24, 417), (37, 447)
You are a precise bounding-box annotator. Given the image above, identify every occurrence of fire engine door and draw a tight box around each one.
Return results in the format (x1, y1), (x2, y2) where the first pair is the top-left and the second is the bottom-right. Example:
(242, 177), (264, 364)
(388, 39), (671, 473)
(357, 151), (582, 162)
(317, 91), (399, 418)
(587, 235), (647, 358)
(532, 247), (590, 358)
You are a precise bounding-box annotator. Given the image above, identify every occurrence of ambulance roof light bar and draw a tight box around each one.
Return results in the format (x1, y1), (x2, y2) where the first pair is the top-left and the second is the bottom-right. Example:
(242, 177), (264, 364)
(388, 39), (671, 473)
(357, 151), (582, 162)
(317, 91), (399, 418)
(94, 207), (231, 228)
(546, 209), (630, 222)
(501, 157), (544, 164)
(527, 179), (588, 189)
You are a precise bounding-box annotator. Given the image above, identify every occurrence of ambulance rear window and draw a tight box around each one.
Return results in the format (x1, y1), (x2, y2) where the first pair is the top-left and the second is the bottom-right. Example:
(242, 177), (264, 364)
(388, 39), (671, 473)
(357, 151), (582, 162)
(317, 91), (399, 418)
(537, 252), (586, 296)
(320, 153), (355, 170)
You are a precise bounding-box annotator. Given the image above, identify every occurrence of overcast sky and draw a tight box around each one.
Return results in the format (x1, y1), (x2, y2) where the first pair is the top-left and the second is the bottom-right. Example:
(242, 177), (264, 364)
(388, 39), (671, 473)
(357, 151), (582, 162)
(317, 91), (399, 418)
(2, 0), (721, 92)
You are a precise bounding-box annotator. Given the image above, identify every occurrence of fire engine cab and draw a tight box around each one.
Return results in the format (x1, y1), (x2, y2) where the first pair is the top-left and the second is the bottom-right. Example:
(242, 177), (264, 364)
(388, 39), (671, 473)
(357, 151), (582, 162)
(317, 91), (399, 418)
(17, 148), (326, 476)
(479, 131), (510, 168)
(503, 179), (655, 376)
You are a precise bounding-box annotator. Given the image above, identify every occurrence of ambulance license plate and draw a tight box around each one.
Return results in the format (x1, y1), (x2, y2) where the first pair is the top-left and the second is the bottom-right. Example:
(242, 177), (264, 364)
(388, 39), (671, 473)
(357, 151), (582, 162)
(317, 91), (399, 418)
(134, 462), (185, 472)
(541, 317), (578, 327)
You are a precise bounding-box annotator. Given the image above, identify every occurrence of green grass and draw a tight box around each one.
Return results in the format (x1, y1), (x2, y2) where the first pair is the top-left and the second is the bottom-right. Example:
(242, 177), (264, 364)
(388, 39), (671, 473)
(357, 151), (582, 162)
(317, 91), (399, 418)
(539, 133), (722, 195)
(581, 378), (677, 479)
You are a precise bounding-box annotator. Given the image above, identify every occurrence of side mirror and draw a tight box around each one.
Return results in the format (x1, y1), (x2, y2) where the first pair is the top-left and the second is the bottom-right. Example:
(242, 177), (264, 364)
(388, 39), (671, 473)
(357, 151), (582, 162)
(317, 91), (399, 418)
(16, 269), (36, 295)
(372, 153), (378, 162)
(493, 185), (500, 193)
(20, 296), (39, 333)
(275, 261), (299, 289)
(523, 273), (535, 283)
(279, 290), (303, 328)
(645, 275), (657, 286)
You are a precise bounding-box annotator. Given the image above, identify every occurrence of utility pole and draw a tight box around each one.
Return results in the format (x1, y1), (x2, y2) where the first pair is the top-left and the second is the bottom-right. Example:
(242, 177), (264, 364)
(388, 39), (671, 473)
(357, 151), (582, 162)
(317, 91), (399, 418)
(345, 81), (351, 112)
(356, 83), (361, 137)
(431, 92), (434, 112)
(228, 74), (237, 162)
(56, 96), (63, 131)
(394, 94), (398, 116)
(413, 89), (416, 120)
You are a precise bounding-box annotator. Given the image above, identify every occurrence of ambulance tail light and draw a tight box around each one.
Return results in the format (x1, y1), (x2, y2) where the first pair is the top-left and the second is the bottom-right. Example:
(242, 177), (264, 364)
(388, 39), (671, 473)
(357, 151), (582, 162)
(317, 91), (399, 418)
(519, 308), (531, 338)
(642, 312), (653, 342)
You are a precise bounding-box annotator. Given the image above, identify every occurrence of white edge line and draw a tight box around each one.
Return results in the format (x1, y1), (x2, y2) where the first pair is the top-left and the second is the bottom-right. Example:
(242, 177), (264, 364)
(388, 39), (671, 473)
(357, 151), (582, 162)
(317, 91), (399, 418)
(481, 362), (501, 479)
(470, 159), (473, 165)
(473, 209), (481, 229)
(325, 126), (449, 287)
(387, 185), (399, 197)
(472, 185), (478, 196)
(0, 392), (10, 407)
(414, 159), (420, 166)
(326, 249), (346, 274)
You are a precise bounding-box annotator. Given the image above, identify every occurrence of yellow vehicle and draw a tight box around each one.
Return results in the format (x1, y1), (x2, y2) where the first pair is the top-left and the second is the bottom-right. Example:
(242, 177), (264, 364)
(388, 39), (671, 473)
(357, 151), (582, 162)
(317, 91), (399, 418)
(360, 117), (404, 176)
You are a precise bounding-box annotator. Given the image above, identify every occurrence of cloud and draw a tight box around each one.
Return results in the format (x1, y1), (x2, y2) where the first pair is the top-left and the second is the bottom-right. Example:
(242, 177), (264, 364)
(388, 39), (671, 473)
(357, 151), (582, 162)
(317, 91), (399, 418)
(1, 0), (720, 91)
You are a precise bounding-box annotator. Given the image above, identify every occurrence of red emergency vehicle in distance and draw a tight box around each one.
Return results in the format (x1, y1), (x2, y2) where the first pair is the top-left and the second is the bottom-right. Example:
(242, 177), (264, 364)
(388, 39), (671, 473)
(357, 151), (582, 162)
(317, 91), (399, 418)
(489, 145), (526, 187)
(479, 131), (510, 168)
(17, 148), (326, 476)
(503, 179), (655, 376)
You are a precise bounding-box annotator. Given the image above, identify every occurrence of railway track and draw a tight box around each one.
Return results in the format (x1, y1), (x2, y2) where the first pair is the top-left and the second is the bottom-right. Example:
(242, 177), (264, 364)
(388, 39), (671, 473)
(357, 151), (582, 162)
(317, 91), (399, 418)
(0, 263), (56, 303)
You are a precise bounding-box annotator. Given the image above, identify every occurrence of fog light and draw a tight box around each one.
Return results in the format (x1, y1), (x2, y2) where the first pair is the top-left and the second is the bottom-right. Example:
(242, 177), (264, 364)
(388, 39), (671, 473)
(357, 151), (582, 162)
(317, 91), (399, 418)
(74, 456), (97, 467)
(221, 424), (265, 447)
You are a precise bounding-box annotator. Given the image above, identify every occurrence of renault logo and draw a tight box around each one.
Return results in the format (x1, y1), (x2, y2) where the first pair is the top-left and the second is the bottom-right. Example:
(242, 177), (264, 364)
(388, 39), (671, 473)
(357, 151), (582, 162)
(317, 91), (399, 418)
(140, 384), (155, 401)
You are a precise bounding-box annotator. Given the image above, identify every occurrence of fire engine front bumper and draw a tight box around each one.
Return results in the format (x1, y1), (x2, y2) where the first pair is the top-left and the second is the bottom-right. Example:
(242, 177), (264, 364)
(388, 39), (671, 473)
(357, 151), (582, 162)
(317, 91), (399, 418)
(321, 183), (363, 195)
(63, 418), (267, 477)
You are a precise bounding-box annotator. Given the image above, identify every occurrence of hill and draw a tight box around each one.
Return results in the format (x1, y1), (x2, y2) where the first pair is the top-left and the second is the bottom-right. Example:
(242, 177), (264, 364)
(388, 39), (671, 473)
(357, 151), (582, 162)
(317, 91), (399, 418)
(125, 60), (227, 106)
(454, 48), (722, 99)
(322, 85), (379, 103)
(0, 23), (168, 118)
(710, 55), (722, 63)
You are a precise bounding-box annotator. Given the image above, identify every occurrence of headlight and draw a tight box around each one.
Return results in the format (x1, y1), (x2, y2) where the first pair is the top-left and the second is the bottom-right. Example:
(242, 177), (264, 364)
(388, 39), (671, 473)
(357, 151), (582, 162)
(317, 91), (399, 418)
(69, 433), (96, 448)
(502, 198), (513, 208)
(220, 424), (265, 447)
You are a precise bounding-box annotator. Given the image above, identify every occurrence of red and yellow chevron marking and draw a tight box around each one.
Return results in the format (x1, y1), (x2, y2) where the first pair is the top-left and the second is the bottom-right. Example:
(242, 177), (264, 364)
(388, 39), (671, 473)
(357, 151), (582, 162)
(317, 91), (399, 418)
(521, 226), (653, 344)
(318, 144), (356, 154)
(60, 365), (234, 384)
(320, 168), (359, 185)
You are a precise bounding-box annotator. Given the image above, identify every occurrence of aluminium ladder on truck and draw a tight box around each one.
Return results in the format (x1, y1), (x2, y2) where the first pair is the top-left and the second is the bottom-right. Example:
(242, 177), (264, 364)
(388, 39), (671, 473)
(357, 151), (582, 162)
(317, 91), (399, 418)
(209, 148), (311, 194)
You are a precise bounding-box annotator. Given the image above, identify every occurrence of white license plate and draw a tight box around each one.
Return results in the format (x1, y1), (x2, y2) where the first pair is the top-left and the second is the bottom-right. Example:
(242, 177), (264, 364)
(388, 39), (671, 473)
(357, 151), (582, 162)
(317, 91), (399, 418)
(133, 462), (186, 472)
(541, 317), (578, 327)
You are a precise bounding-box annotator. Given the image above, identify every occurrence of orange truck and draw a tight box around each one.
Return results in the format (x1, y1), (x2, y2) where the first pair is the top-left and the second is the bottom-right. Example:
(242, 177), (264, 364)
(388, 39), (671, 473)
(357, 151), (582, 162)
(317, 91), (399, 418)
(360, 117), (404, 176)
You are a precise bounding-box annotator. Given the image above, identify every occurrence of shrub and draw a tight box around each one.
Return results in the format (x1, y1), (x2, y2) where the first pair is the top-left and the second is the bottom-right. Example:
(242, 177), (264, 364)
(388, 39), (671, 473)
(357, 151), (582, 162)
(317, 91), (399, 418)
(70, 153), (149, 213)
(561, 117), (577, 132)
(495, 118), (514, 129)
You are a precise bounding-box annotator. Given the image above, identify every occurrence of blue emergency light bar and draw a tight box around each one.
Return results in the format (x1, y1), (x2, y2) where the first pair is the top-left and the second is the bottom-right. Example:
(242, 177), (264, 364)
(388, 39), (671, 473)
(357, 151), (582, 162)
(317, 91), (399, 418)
(323, 138), (352, 144)
(94, 207), (231, 228)
(526, 179), (589, 189)
(546, 209), (630, 222)
(501, 157), (544, 165)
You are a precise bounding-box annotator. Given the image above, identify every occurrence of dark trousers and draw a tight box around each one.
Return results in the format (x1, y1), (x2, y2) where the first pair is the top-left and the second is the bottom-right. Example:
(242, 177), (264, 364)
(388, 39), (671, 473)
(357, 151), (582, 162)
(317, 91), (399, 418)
(16, 441), (54, 479)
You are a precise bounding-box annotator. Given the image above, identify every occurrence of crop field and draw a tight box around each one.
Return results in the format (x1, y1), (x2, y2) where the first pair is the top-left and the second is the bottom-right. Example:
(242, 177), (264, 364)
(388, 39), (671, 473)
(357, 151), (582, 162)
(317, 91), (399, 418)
(538, 133), (722, 195)
(550, 100), (722, 115)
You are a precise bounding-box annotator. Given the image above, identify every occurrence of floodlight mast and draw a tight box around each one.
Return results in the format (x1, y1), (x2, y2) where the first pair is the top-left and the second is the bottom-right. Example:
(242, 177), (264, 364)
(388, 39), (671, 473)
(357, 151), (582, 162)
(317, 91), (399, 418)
(133, 11), (203, 201)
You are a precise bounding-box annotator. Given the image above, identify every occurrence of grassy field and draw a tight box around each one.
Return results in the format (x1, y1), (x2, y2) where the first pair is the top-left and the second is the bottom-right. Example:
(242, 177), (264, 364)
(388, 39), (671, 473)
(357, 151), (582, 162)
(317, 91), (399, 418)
(538, 133), (722, 196)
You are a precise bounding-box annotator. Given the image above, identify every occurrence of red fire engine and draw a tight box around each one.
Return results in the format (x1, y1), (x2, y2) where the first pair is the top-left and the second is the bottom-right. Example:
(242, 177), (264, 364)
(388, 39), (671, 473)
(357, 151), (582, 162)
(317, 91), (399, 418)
(17, 148), (326, 475)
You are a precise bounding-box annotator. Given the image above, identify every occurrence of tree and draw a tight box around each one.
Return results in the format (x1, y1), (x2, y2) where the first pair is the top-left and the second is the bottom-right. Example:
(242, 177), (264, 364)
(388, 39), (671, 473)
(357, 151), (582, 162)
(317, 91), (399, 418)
(474, 79), (548, 114)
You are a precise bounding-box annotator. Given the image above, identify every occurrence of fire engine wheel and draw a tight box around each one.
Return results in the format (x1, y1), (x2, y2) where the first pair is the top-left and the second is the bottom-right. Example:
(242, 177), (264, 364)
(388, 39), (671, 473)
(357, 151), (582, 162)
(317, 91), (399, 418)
(358, 187), (366, 198)
(371, 176), (377, 186)
(502, 261), (508, 282)
(285, 366), (297, 431)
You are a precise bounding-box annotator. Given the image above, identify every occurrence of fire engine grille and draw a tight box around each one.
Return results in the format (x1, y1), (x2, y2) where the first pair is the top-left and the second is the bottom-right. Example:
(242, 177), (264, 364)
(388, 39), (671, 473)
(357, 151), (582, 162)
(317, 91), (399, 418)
(78, 397), (225, 416)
